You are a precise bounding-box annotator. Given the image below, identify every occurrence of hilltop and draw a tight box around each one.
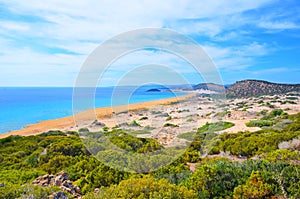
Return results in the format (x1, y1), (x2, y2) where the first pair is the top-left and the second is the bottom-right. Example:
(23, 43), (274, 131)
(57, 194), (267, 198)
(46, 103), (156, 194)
(192, 83), (225, 92)
(182, 80), (300, 98)
(226, 80), (300, 98)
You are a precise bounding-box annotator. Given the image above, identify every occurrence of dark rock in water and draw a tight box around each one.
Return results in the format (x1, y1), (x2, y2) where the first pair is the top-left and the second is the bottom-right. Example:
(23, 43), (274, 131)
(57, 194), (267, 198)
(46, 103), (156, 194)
(146, 88), (161, 92)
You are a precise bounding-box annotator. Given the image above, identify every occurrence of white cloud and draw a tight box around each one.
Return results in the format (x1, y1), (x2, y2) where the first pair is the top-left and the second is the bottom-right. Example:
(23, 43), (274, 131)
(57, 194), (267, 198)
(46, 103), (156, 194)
(0, 21), (30, 31)
(1, 0), (275, 42)
(202, 42), (269, 69)
(259, 21), (299, 30)
(0, 0), (289, 86)
(0, 45), (84, 86)
(250, 67), (288, 75)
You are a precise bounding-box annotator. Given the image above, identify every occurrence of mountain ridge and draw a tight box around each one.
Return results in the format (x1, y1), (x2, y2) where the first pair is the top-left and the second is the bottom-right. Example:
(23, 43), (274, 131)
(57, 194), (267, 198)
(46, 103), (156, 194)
(226, 79), (300, 97)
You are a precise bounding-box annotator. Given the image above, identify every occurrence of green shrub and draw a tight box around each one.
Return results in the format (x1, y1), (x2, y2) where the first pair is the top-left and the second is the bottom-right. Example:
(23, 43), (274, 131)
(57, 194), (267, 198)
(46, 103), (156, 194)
(246, 120), (274, 127)
(198, 121), (234, 133)
(286, 96), (298, 100)
(166, 116), (172, 121)
(102, 126), (109, 132)
(177, 132), (196, 141)
(163, 123), (179, 128)
(78, 127), (89, 133)
(129, 120), (141, 127)
(40, 130), (66, 137)
(186, 118), (194, 122)
(109, 131), (163, 153)
(139, 116), (148, 120)
(84, 176), (196, 199)
(265, 102), (274, 108)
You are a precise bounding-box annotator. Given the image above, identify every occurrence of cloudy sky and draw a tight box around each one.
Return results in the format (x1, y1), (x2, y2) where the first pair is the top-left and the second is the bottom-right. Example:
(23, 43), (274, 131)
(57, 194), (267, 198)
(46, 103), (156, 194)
(0, 0), (300, 86)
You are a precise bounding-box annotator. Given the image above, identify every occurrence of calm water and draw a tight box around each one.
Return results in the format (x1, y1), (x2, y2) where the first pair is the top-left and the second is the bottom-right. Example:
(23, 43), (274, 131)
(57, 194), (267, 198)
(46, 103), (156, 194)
(0, 86), (185, 134)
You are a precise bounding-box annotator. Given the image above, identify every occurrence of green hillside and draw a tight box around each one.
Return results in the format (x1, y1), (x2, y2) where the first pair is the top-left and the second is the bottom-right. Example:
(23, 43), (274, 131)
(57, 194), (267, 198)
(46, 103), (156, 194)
(1, 113), (300, 198)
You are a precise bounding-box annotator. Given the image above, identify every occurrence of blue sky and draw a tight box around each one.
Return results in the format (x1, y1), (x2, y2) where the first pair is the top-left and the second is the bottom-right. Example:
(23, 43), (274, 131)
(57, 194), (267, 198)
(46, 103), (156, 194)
(0, 0), (299, 86)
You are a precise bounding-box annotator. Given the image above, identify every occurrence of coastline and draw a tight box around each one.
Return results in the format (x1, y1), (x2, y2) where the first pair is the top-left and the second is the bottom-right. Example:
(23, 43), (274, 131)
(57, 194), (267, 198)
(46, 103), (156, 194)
(0, 94), (192, 139)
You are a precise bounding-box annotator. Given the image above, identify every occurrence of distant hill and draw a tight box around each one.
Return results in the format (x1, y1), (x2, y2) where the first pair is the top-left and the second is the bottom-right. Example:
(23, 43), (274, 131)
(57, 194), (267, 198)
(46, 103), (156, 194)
(226, 80), (300, 97)
(190, 83), (225, 92)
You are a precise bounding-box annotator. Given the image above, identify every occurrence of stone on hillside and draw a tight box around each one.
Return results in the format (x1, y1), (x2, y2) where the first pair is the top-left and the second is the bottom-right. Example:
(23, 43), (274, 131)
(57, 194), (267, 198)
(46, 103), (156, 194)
(32, 171), (82, 198)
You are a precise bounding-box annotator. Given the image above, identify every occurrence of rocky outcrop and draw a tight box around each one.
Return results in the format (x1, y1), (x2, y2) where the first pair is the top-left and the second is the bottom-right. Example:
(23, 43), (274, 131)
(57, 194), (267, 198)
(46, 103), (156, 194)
(49, 192), (68, 199)
(32, 171), (82, 198)
(226, 80), (300, 98)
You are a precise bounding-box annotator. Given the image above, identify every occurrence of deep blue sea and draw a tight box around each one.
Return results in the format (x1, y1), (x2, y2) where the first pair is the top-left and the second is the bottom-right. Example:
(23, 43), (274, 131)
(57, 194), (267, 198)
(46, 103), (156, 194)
(0, 86), (186, 134)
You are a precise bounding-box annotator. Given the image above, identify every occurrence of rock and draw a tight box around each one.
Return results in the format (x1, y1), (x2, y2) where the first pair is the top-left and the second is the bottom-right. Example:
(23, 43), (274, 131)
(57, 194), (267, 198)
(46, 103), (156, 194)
(24, 194), (35, 199)
(50, 192), (68, 199)
(74, 186), (81, 193)
(32, 171), (82, 198)
(62, 186), (72, 193)
(32, 174), (54, 187)
(94, 188), (100, 194)
(91, 120), (105, 127)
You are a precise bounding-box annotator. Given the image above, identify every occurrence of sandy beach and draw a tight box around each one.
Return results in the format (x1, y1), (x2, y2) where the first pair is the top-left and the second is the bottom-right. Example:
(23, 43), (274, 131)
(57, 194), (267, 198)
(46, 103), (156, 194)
(1, 93), (299, 147)
(0, 94), (192, 139)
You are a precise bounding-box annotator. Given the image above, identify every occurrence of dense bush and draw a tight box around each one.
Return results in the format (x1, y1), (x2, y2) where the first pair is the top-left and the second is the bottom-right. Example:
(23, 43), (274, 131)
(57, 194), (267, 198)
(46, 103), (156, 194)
(83, 176), (197, 199)
(212, 113), (300, 157)
(246, 120), (274, 127)
(0, 113), (300, 198)
(163, 123), (179, 127)
(197, 121), (234, 133)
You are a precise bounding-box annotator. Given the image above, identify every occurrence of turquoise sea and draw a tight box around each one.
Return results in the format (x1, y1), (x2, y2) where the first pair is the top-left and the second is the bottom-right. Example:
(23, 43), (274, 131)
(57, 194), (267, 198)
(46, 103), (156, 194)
(0, 86), (185, 134)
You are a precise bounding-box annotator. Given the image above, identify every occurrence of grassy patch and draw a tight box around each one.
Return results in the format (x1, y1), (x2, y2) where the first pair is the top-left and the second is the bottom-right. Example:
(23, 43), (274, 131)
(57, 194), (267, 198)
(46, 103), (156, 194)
(214, 110), (231, 118)
(78, 128), (89, 133)
(126, 129), (152, 135)
(246, 120), (274, 127)
(186, 118), (194, 122)
(198, 121), (234, 133)
(166, 116), (172, 121)
(256, 109), (268, 116)
(144, 126), (156, 130)
(177, 132), (196, 141)
(129, 120), (141, 127)
(281, 100), (297, 105)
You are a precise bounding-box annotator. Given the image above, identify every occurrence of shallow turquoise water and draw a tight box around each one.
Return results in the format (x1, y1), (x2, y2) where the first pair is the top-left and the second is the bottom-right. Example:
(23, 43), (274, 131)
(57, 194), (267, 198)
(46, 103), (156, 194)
(0, 86), (185, 134)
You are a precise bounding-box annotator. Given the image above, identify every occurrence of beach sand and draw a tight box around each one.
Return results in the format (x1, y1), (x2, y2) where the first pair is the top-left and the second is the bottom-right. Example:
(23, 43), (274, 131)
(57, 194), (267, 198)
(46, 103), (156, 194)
(1, 93), (299, 147)
(0, 94), (192, 139)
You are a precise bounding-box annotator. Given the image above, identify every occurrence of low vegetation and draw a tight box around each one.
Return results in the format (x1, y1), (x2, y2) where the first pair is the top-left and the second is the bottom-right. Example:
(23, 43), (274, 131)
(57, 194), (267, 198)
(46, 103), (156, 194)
(247, 109), (289, 128)
(0, 113), (300, 198)
(163, 123), (179, 128)
(197, 121), (234, 133)
(246, 120), (274, 127)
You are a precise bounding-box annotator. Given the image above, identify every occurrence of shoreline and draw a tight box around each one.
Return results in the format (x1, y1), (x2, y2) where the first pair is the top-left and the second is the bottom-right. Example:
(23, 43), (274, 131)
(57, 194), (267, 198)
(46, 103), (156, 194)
(0, 94), (193, 139)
